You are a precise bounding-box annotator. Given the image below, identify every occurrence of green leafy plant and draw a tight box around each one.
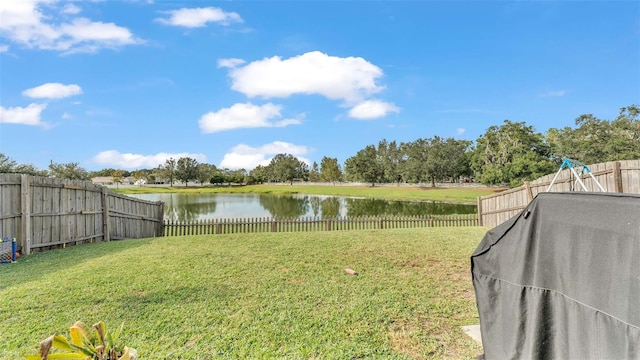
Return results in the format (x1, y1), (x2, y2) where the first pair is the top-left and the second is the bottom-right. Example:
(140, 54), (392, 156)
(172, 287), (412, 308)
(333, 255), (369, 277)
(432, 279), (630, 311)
(24, 321), (137, 360)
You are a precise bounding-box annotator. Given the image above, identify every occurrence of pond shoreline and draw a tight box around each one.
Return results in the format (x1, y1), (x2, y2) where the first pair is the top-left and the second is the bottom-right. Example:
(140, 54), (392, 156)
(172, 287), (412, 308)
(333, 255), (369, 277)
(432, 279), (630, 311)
(113, 183), (503, 205)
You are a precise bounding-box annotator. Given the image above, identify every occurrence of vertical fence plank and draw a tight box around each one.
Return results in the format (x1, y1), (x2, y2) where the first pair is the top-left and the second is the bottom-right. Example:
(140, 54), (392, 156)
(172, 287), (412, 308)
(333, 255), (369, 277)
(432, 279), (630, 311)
(613, 161), (623, 193)
(21, 175), (32, 255)
(101, 187), (111, 242)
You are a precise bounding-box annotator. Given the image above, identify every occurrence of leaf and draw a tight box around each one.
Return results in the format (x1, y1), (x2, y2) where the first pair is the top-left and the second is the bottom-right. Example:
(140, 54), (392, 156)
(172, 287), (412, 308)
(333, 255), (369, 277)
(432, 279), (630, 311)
(46, 354), (89, 359)
(67, 343), (96, 358)
(22, 355), (43, 360)
(52, 335), (73, 351)
(69, 323), (91, 347)
(68, 322), (97, 356)
(106, 322), (123, 349)
(118, 347), (138, 360)
(40, 336), (54, 359)
(92, 322), (106, 347)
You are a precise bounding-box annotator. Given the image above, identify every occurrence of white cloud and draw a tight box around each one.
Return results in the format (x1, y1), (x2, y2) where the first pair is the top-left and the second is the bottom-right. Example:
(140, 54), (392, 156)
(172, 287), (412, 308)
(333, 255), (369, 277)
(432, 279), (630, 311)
(156, 7), (242, 28)
(61, 112), (72, 119)
(22, 82), (82, 99)
(217, 58), (245, 68)
(538, 90), (567, 98)
(61, 3), (81, 15)
(91, 150), (207, 169)
(348, 99), (399, 119)
(456, 128), (466, 135)
(199, 102), (303, 133)
(226, 51), (385, 103)
(220, 141), (310, 170)
(0, 103), (47, 126)
(0, 0), (141, 53)
(0, 44), (8, 52)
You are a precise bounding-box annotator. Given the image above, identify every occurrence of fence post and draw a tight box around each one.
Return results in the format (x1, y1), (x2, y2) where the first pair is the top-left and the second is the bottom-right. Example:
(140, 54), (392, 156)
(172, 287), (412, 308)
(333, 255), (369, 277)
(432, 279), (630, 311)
(524, 181), (533, 202)
(477, 196), (483, 227)
(101, 187), (111, 242)
(613, 161), (623, 193)
(271, 219), (277, 232)
(156, 202), (164, 237)
(20, 174), (32, 255)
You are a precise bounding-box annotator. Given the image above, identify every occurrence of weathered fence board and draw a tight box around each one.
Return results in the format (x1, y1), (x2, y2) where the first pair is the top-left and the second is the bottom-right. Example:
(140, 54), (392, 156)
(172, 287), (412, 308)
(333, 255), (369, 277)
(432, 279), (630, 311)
(0, 174), (21, 250)
(163, 214), (479, 237)
(478, 160), (640, 227)
(0, 174), (163, 254)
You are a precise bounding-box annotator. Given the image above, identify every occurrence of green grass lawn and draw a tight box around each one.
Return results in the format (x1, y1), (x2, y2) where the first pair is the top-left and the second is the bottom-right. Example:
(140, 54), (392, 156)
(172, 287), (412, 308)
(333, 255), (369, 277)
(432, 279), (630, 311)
(115, 184), (501, 204)
(0, 227), (487, 359)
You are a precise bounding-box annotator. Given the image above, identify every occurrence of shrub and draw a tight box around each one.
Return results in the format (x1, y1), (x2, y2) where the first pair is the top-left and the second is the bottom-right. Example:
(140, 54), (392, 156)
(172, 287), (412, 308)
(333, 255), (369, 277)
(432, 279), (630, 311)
(24, 321), (137, 360)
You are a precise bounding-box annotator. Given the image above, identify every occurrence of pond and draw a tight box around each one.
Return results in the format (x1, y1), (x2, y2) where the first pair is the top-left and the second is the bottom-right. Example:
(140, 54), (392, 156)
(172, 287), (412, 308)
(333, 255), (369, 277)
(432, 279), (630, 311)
(128, 193), (477, 222)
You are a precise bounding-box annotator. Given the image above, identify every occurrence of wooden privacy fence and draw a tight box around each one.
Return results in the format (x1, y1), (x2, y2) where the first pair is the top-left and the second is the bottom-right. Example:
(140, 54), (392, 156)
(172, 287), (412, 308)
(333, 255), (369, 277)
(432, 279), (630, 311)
(163, 215), (478, 236)
(478, 159), (640, 227)
(0, 174), (164, 254)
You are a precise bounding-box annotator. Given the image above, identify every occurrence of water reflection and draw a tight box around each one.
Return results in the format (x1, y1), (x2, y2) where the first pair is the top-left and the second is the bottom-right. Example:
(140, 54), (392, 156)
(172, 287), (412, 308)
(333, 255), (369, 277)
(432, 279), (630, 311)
(321, 197), (341, 218)
(159, 193), (218, 222)
(129, 193), (476, 222)
(259, 195), (309, 219)
(345, 198), (475, 217)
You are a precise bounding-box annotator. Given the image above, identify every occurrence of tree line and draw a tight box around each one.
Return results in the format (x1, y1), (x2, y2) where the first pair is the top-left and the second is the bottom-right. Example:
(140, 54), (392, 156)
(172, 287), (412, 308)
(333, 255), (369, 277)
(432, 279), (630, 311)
(1, 105), (637, 187)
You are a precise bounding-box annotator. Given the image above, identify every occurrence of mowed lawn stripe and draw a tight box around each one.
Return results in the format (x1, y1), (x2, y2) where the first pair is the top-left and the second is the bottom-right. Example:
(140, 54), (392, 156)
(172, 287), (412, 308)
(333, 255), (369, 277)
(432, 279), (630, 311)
(0, 227), (487, 359)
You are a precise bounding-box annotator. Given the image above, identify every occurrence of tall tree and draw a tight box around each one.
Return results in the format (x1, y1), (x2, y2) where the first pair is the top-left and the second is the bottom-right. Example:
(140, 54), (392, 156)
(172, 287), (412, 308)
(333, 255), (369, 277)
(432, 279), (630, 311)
(378, 139), (404, 184)
(157, 158), (177, 186)
(176, 157), (199, 186)
(402, 139), (430, 184)
(48, 162), (90, 180)
(344, 145), (384, 186)
(609, 105), (640, 160)
(471, 120), (555, 187)
(320, 156), (342, 184)
(90, 168), (130, 178)
(547, 105), (640, 164)
(423, 137), (472, 187)
(0, 153), (17, 173)
(210, 168), (226, 185)
(267, 154), (308, 185)
(249, 165), (268, 184)
(309, 161), (320, 182)
(13, 163), (48, 176)
(0, 154), (47, 176)
(131, 170), (147, 186)
(111, 170), (125, 188)
(224, 169), (247, 185)
(196, 163), (217, 185)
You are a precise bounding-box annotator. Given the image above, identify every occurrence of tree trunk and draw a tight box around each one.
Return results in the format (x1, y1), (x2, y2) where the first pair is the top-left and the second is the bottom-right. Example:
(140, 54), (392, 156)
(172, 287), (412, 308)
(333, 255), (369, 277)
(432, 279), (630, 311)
(431, 176), (436, 188)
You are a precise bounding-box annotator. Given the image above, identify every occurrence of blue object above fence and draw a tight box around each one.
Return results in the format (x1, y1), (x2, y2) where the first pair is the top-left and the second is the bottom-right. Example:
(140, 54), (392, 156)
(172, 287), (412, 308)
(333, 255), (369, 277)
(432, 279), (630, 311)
(0, 238), (17, 264)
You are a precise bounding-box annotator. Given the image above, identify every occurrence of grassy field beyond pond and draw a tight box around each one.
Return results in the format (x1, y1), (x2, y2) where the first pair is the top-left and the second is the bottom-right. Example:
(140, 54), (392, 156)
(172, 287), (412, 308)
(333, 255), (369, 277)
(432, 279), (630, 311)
(0, 227), (486, 359)
(115, 184), (501, 204)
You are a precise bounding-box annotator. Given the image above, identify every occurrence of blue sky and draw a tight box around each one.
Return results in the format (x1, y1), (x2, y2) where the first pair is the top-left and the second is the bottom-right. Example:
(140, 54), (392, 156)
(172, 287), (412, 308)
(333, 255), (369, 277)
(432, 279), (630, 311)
(1, 0), (638, 172)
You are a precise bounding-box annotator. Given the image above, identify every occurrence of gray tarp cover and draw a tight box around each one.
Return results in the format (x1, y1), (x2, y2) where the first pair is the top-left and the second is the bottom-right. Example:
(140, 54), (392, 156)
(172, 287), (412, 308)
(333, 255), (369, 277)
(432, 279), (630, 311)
(471, 192), (640, 359)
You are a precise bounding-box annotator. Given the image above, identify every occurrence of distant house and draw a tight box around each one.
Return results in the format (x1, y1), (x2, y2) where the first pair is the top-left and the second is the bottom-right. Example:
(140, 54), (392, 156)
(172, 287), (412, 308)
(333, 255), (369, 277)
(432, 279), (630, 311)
(91, 176), (114, 185)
